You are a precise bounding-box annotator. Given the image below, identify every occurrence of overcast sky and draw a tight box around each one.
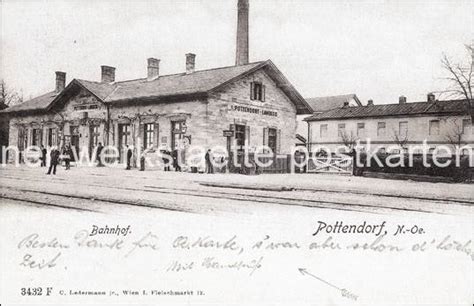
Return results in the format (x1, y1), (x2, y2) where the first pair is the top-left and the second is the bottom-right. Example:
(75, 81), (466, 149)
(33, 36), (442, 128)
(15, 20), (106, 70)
(1, 0), (472, 104)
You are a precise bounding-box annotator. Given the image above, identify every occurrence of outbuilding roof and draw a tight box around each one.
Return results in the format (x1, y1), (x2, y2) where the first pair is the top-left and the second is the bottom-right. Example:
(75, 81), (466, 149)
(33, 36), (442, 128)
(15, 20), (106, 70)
(3, 60), (312, 115)
(304, 99), (472, 121)
(1, 91), (58, 113)
(305, 94), (362, 113)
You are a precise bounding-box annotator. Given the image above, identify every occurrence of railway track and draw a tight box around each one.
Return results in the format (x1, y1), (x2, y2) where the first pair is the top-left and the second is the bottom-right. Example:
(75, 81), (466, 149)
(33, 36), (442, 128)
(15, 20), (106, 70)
(0, 173), (465, 215)
(199, 182), (474, 206)
(3, 172), (472, 206)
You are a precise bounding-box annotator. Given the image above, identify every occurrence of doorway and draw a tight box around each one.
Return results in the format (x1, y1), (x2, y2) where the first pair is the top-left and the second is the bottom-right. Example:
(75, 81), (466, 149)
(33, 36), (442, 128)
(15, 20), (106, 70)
(89, 124), (100, 158)
(69, 125), (80, 161)
(234, 124), (246, 153)
(118, 124), (131, 161)
(171, 120), (186, 150)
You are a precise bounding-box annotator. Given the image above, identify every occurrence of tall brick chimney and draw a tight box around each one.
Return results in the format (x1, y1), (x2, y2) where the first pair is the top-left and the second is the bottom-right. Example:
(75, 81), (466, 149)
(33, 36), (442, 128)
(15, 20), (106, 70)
(101, 65), (116, 83)
(186, 53), (196, 74)
(399, 96), (407, 104)
(235, 0), (249, 66)
(55, 71), (66, 93)
(147, 58), (160, 80)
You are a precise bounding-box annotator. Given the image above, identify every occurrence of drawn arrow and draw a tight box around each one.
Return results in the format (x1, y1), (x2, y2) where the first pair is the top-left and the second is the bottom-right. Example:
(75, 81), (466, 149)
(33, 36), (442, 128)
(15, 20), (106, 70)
(298, 268), (358, 301)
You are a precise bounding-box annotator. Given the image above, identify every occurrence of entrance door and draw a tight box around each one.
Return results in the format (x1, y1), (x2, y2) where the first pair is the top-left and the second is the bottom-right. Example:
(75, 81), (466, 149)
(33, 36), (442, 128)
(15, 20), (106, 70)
(171, 120), (186, 150)
(118, 124), (131, 161)
(233, 124), (247, 170)
(234, 124), (246, 153)
(89, 125), (100, 158)
(69, 125), (80, 161)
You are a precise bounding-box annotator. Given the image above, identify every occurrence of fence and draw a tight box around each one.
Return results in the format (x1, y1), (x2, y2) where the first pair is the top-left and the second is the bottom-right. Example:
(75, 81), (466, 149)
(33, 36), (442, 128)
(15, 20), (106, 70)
(306, 155), (353, 174)
(353, 152), (473, 182)
(228, 152), (293, 174)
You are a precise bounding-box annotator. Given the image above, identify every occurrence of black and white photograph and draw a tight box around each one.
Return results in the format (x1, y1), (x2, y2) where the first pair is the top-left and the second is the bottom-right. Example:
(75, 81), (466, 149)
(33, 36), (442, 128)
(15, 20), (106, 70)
(0, 0), (473, 305)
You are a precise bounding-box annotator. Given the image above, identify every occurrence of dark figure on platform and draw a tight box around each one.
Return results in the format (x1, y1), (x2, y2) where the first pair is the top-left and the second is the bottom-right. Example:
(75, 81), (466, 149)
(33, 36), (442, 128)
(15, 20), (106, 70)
(63, 145), (72, 170)
(172, 148), (181, 172)
(205, 149), (214, 174)
(40, 145), (47, 167)
(46, 147), (60, 175)
(126, 145), (132, 170)
(96, 142), (104, 166)
(139, 147), (146, 171)
(162, 149), (171, 171)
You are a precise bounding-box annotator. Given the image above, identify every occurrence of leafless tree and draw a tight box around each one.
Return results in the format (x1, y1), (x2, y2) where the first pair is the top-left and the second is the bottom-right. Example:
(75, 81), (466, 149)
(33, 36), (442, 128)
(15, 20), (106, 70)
(440, 44), (473, 120)
(0, 80), (23, 106)
(444, 118), (464, 149)
(392, 129), (409, 150)
(339, 130), (357, 151)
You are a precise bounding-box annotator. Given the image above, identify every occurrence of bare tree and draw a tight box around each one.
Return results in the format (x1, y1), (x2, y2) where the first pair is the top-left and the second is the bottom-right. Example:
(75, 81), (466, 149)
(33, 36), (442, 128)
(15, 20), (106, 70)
(0, 80), (23, 106)
(392, 129), (409, 151)
(441, 44), (473, 120)
(444, 117), (464, 149)
(339, 130), (357, 151)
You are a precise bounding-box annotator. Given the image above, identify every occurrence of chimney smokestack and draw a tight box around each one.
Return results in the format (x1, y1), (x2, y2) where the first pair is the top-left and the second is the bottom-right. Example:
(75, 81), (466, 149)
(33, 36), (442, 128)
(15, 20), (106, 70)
(399, 96), (407, 104)
(147, 58), (160, 80)
(367, 99), (374, 106)
(235, 0), (249, 66)
(427, 93), (436, 103)
(186, 53), (196, 74)
(342, 101), (350, 108)
(101, 65), (116, 83)
(55, 71), (66, 93)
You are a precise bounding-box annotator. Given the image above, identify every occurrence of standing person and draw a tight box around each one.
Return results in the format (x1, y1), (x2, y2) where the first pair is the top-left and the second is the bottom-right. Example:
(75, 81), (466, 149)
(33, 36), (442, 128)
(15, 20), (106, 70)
(63, 145), (71, 170)
(40, 145), (47, 167)
(172, 148), (181, 172)
(205, 149), (214, 174)
(139, 147), (146, 172)
(96, 142), (104, 167)
(67, 145), (74, 168)
(46, 147), (60, 175)
(162, 148), (171, 171)
(126, 145), (132, 170)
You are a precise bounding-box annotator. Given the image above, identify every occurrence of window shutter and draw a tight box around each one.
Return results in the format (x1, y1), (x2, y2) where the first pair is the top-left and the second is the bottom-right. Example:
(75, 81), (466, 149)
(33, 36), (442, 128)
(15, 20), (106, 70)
(263, 127), (268, 146)
(39, 128), (44, 146)
(245, 125), (250, 147)
(262, 85), (266, 102)
(277, 129), (281, 153)
(154, 123), (159, 149)
(229, 123), (234, 141)
(229, 124), (236, 152)
(113, 121), (118, 146)
(52, 128), (57, 146)
(18, 128), (23, 150)
(250, 82), (254, 100)
(28, 129), (32, 146)
(139, 123), (145, 148)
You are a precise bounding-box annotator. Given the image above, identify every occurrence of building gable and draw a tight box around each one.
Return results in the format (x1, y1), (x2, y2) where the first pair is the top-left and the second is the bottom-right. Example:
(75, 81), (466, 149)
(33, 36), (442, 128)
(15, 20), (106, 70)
(59, 87), (104, 114)
(211, 68), (297, 115)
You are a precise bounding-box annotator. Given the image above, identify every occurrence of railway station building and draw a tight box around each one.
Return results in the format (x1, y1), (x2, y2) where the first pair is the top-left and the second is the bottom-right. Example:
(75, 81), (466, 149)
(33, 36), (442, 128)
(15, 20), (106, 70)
(2, 0), (311, 167)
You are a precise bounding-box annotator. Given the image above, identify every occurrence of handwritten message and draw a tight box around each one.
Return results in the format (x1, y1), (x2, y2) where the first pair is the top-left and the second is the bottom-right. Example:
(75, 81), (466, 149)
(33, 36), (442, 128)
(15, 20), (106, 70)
(17, 230), (473, 273)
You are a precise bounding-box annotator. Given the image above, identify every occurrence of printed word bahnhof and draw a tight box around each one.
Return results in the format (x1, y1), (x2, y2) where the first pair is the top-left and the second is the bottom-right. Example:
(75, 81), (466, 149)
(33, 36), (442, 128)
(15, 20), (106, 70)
(3, 0), (311, 166)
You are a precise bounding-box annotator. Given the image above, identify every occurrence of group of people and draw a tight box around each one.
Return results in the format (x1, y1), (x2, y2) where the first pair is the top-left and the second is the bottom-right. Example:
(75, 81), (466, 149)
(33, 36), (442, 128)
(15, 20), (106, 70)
(125, 146), (215, 174)
(40, 145), (72, 175)
(39, 142), (105, 175)
(127, 146), (182, 172)
(38, 143), (216, 174)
